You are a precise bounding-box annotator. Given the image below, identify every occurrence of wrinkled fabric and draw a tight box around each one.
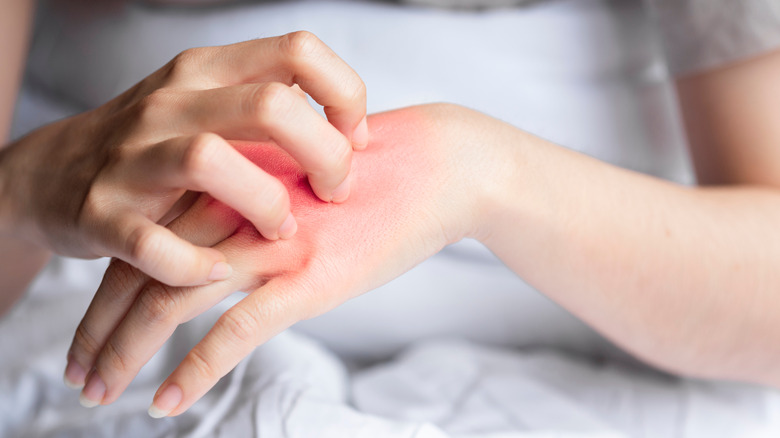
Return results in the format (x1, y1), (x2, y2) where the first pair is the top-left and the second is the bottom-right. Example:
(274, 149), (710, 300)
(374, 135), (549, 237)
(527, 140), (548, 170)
(3, 257), (780, 437)
(398, 0), (780, 76)
(127, 0), (780, 77)
(645, 0), (780, 75)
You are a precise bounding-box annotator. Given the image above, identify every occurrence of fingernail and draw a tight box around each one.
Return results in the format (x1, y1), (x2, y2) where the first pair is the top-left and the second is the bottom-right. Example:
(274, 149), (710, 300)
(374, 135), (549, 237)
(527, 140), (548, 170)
(278, 213), (298, 240)
(331, 174), (351, 204)
(352, 116), (368, 150)
(64, 360), (87, 390)
(208, 262), (232, 281)
(79, 371), (106, 408)
(148, 384), (183, 419)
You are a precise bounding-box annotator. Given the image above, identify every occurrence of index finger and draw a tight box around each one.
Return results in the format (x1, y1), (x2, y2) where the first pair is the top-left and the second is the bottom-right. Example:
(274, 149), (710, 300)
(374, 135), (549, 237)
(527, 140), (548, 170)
(167, 32), (368, 149)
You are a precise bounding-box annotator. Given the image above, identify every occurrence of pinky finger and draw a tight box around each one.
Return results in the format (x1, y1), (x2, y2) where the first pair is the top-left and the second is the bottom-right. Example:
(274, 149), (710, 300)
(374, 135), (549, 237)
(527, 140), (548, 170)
(107, 213), (232, 287)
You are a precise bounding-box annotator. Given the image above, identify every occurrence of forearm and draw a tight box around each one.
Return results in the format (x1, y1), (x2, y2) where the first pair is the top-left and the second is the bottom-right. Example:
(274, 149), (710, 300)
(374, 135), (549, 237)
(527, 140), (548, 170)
(0, 0), (35, 142)
(0, 0), (45, 315)
(0, 144), (51, 316)
(481, 130), (780, 385)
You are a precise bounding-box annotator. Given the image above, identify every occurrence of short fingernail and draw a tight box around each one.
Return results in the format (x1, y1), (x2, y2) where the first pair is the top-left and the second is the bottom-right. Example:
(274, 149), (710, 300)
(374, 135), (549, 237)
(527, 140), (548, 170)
(79, 371), (106, 408)
(278, 213), (298, 240)
(208, 262), (232, 282)
(148, 384), (183, 419)
(352, 116), (368, 150)
(64, 360), (87, 390)
(331, 174), (351, 204)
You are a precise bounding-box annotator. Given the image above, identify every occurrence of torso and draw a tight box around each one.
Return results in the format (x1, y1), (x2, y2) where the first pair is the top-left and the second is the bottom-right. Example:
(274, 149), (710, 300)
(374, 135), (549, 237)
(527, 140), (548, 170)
(24, 0), (692, 361)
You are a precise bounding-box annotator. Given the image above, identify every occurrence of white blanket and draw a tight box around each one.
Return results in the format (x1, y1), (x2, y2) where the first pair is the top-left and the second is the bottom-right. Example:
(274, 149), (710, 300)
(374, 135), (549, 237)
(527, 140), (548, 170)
(3, 257), (780, 437)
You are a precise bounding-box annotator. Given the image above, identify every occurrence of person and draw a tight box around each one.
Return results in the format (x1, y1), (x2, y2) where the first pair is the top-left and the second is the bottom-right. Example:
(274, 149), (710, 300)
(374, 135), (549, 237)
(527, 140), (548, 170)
(3, 0), (780, 433)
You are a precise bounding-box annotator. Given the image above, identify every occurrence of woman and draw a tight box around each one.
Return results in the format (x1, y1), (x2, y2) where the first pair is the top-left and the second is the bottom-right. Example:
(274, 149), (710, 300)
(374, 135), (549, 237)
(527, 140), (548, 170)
(3, 0), (780, 435)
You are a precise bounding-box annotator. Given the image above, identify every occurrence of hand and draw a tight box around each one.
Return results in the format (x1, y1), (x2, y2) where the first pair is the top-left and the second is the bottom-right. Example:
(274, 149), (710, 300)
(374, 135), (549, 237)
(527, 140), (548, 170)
(0, 31), (367, 287)
(65, 104), (510, 415)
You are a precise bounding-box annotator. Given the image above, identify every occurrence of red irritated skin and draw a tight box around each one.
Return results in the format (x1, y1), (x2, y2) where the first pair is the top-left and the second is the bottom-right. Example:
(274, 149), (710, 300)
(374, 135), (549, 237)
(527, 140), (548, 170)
(68, 104), (502, 417)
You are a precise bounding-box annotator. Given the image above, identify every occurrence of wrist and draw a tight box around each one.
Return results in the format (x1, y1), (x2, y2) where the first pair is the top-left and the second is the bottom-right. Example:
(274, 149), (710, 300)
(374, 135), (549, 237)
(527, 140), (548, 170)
(0, 120), (64, 244)
(0, 139), (43, 247)
(466, 119), (549, 247)
(415, 104), (539, 246)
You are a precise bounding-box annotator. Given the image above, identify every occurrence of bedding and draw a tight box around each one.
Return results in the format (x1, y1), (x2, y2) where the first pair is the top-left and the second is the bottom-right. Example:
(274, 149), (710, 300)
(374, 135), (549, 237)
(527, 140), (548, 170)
(3, 257), (780, 437)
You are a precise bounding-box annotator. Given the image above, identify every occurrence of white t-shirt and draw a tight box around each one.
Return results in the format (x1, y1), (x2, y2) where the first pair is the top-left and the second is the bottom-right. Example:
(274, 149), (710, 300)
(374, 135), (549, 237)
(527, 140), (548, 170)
(647, 0), (780, 75)
(135, 0), (780, 76)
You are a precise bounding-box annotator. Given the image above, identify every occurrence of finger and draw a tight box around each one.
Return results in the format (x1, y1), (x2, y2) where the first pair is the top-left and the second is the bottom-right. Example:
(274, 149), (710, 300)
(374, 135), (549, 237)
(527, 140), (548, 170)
(162, 32), (367, 148)
(64, 259), (147, 390)
(104, 212), (232, 287)
(67, 194), (243, 393)
(80, 275), (239, 407)
(163, 194), (245, 247)
(148, 279), (305, 417)
(156, 190), (200, 227)
(132, 133), (299, 238)
(170, 84), (352, 202)
(72, 195), (243, 406)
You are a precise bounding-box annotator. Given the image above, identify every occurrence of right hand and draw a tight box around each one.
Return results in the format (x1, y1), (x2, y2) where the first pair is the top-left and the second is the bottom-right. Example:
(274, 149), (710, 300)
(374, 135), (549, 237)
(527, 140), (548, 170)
(0, 31), (367, 287)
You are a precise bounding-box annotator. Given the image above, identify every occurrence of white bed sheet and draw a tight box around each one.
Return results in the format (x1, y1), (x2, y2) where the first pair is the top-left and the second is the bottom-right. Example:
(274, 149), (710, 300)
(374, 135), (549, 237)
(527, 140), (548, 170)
(3, 257), (780, 437)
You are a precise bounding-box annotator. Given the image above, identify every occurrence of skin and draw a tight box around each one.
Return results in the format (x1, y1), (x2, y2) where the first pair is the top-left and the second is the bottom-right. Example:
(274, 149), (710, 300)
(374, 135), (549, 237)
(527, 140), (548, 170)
(0, 28), (369, 315)
(0, 0), (49, 315)
(69, 106), (489, 412)
(67, 47), (780, 417)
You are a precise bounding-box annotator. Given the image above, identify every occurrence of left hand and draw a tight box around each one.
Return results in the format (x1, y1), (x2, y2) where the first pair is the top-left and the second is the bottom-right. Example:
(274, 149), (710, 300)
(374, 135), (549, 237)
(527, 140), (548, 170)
(65, 104), (514, 416)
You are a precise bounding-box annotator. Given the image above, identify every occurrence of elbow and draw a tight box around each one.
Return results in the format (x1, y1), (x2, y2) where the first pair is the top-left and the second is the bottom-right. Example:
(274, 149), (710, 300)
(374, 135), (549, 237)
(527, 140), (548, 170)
(625, 321), (780, 389)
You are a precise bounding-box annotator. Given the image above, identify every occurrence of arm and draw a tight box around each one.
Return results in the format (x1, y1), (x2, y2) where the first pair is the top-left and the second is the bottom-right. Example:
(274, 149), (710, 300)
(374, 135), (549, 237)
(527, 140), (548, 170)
(0, 0), (51, 316)
(484, 49), (780, 384)
(70, 50), (780, 416)
(0, 0), (33, 142)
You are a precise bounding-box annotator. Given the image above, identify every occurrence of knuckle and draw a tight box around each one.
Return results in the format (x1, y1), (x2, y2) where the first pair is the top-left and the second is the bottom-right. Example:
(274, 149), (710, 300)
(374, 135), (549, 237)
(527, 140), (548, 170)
(78, 188), (107, 228)
(100, 338), (131, 374)
(93, 266), (142, 311)
(315, 137), (352, 178)
(103, 261), (143, 302)
(219, 306), (261, 346)
(283, 31), (323, 63)
(181, 134), (221, 179)
(257, 181), (289, 223)
(165, 47), (207, 81)
(187, 347), (218, 381)
(136, 283), (179, 325)
(73, 324), (102, 359)
(249, 82), (294, 125)
(125, 226), (160, 263)
(343, 76), (367, 108)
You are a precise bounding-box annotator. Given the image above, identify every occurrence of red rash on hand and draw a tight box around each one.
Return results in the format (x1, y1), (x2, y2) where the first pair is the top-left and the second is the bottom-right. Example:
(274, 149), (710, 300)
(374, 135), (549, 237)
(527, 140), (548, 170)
(201, 108), (450, 301)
